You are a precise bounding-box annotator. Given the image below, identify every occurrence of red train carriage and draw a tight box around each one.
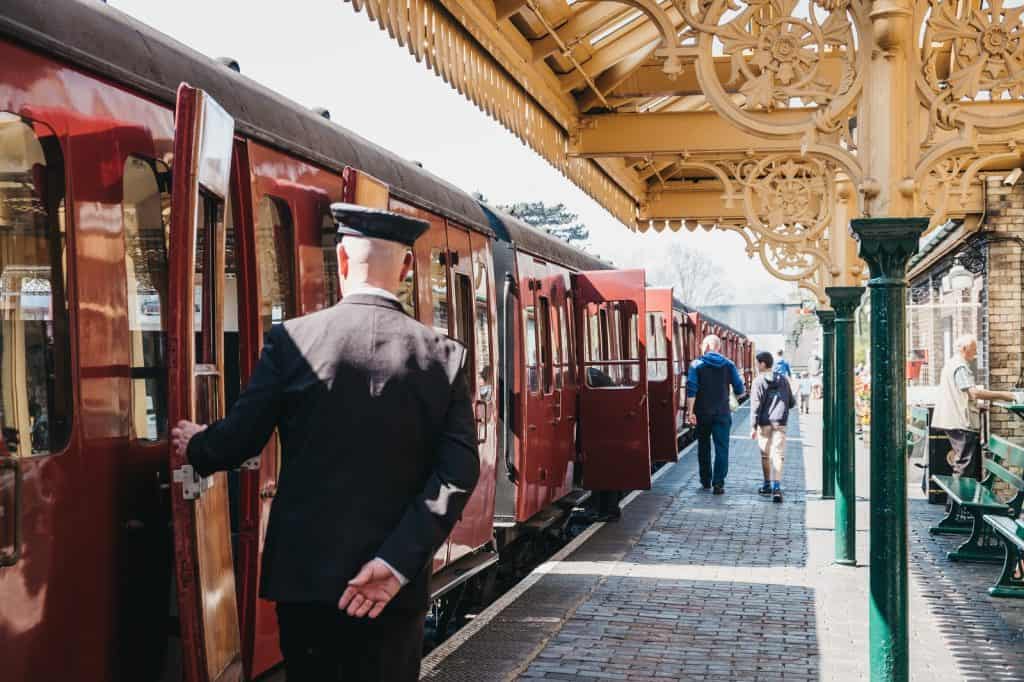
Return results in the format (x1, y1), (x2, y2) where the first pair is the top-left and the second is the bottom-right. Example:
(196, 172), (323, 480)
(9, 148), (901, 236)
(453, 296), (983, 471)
(0, 3), (752, 681)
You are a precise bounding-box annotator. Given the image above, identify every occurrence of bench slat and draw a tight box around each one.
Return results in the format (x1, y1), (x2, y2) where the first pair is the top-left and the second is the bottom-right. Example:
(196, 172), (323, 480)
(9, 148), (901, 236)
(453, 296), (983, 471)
(931, 474), (1009, 510)
(984, 514), (1024, 551)
(988, 434), (1024, 469)
(985, 458), (1024, 492)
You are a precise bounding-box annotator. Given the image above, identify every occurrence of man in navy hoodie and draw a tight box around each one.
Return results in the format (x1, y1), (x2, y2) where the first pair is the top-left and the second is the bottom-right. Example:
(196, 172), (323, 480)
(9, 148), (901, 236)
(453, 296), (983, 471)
(686, 335), (747, 494)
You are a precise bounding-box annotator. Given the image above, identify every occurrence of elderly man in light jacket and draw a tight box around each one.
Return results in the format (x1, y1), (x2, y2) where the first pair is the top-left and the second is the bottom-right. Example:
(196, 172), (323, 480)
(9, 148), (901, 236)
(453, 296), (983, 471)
(932, 334), (1015, 478)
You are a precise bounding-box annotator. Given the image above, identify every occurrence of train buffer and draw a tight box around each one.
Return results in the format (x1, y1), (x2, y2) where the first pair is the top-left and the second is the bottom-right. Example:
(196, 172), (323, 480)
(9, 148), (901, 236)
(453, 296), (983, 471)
(421, 409), (1024, 681)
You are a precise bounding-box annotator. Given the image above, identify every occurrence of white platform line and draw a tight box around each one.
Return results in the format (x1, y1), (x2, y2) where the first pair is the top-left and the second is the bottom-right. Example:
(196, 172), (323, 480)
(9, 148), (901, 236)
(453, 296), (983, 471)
(419, 438), (697, 677)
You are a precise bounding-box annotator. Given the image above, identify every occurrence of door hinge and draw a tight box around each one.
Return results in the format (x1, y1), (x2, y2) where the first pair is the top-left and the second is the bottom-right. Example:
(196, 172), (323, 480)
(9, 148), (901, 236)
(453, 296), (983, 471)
(172, 465), (213, 500)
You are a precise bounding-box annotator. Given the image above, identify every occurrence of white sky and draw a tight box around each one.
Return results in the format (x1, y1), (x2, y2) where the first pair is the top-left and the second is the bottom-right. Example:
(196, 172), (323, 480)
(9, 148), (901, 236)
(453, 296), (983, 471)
(109, 0), (791, 303)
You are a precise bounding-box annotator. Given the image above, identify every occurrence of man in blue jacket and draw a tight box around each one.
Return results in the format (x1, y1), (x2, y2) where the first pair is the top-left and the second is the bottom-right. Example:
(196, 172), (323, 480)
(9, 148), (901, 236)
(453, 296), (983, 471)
(686, 334), (747, 494)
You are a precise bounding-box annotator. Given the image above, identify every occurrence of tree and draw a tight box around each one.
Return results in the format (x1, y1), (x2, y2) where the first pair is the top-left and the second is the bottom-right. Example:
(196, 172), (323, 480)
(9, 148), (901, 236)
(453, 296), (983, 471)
(646, 242), (735, 306)
(499, 201), (590, 244)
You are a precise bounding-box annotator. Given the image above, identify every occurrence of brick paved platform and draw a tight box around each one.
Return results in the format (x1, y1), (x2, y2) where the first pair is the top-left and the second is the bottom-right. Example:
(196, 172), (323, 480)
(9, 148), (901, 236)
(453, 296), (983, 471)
(422, 405), (1024, 681)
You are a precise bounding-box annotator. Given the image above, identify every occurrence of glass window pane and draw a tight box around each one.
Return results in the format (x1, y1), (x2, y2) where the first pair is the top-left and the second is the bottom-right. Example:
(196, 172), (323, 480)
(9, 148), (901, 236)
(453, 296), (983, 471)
(525, 304), (539, 394)
(321, 211), (340, 308)
(539, 296), (553, 394)
(473, 256), (492, 401)
(255, 196), (296, 333)
(124, 156), (170, 441)
(0, 114), (72, 456)
(430, 247), (448, 336)
(583, 300), (640, 390)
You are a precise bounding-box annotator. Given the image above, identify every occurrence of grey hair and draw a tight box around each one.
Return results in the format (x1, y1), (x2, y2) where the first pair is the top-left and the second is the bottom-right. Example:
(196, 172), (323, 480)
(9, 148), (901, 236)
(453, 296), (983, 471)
(702, 334), (722, 352)
(954, 333), (978, 353)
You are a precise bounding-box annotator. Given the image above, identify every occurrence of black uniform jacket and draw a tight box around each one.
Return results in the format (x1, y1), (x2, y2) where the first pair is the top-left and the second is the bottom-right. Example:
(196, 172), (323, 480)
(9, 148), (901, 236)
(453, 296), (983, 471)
(186, 293), (480, 611)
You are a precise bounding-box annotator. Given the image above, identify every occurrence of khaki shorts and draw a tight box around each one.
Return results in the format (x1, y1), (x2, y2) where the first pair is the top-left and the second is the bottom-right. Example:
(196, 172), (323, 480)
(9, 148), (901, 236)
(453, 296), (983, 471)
(757, 424), (787, 477)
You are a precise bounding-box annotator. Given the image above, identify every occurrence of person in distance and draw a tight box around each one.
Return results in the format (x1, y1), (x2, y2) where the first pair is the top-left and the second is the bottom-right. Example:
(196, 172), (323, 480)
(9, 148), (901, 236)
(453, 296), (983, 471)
(932, 333), (1015, 479)
(750, 352), (796, 503)
(686, 334), (747, 495)
(171, 204), (480, 682)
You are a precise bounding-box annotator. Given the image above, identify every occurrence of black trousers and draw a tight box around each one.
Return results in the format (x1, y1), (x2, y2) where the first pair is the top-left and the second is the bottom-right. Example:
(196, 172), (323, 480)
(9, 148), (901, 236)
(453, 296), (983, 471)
(276, 602), (426, 682)
(947, 429), (982, 478)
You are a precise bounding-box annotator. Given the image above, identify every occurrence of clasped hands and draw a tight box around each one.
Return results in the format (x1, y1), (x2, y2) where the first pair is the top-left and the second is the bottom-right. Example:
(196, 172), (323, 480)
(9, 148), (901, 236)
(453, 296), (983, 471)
(170, 419), (401, 620)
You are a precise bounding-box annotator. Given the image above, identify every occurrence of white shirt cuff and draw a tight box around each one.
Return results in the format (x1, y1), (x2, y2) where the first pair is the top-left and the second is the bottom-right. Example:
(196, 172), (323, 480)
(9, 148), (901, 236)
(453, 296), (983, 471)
(375, 558), (409, 586)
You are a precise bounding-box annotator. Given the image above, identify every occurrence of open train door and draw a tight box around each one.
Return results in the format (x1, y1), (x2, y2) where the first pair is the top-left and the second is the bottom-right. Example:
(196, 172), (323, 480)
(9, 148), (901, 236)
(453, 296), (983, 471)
(575, 269), (652, 491)
(645, 288), (678, 462)
(167, 84), (244, 682)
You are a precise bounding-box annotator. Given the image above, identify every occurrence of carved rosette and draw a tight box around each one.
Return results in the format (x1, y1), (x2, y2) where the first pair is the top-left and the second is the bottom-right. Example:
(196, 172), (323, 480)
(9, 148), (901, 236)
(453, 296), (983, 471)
(921, 0), (1024, 133)
(676, 0), (868, 139)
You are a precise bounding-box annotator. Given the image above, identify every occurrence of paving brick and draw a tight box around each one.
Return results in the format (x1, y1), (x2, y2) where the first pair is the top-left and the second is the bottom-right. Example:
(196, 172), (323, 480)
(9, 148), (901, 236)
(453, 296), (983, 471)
(423, 407), (1024, 681)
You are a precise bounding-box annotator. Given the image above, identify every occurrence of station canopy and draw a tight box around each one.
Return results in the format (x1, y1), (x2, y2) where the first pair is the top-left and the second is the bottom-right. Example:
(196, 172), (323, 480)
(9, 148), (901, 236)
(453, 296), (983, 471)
(345, 0), (1024, 300)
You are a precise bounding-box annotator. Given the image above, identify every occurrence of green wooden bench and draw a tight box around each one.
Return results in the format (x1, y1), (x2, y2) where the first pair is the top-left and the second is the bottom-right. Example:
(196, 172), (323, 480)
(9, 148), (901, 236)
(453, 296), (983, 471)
(930, 434), (1024, 562)
(982, 515), (1024, 598)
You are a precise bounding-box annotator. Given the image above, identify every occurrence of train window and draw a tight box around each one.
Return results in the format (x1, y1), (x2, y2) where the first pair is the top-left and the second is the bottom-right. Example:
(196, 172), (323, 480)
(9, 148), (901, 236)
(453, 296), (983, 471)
(539, 296), (553, 394)
(472, 256), (492, 401)
(552, 303), (563, 389)
(124, 156), (171, 441)
(583, 301), (639, 389)
(430, 247), (449, 336)
(524, 304), (539, 394)
(452, 272), (474, 390)
(673, 319), (684, 375)
(647, 312), (668, 382)
(255, 196), (296, 333)
(564, 297), (575, 386)
(0, 114), (73, 456)
(397, 254), (415, 317)
(321, 211), (340, 307)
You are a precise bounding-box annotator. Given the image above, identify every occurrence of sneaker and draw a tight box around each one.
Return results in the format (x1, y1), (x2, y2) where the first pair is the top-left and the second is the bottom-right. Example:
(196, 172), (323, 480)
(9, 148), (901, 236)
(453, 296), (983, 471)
(713, 484), (724, 495)
(772, 489), (783, 503)
(701, 483), (712, 491)
(758, 483), (772, 496)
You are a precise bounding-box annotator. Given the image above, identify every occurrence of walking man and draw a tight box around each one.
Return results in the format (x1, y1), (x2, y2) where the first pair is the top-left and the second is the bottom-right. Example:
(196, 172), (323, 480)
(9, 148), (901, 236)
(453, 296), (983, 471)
(798, 372), (812, 414)
(750, 352), (796, 503)
(171, 204), (480, 681)
(932, 334), (1015, 479)
(774, 349), (792, 378)
(687, 334), (747, 494)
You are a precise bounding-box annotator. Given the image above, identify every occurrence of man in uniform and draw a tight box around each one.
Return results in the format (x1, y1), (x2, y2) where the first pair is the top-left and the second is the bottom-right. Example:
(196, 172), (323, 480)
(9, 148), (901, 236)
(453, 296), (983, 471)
(171, 204), (480, 681)
(933, 334), (1014, 478)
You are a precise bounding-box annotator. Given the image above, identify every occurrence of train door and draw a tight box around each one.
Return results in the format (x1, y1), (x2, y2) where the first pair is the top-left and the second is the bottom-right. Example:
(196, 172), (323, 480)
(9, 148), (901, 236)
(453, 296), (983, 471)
(575, 270), (651, 491)
(645, 289), (676, 463)
(519, 257), (560, 486)
(166, 85), (243, 682)
(445, 223), (497, 564)
(550, 271), (576, 485)
(406, 205), (452, 571)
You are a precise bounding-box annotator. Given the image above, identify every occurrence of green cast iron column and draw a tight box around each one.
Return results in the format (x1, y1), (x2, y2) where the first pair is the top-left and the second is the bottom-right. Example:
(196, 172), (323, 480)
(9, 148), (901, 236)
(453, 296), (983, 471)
(815, 310), (836, 499)
(825, 286), (863, 566)
(851, 218), (926, 682)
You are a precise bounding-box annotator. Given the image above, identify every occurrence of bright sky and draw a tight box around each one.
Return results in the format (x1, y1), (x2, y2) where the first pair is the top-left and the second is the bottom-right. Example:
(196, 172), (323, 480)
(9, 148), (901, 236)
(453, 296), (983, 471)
(110, 0), (791, 303)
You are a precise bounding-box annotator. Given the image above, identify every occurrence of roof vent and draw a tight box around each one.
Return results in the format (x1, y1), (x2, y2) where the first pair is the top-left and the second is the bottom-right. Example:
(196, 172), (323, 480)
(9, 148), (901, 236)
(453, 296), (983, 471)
(312, 107), (331, 120)
(217, 57), (240, 72)
(412, 160), (424, 168)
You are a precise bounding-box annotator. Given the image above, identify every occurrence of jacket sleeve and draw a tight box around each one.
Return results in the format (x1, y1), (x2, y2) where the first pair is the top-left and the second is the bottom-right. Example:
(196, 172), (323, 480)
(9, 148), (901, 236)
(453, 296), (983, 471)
(685, 362), (700, 398)
(376, 360), (481, 581)
(730, 363), (746, 398)
(749, 379), (761, 429)
(786, 380), (797, 409)
(187, 325), (286, 478)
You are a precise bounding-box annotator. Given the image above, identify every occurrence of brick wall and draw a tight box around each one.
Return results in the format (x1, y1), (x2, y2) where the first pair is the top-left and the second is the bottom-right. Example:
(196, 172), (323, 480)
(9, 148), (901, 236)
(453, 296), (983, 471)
(983, 175), (1024, 443)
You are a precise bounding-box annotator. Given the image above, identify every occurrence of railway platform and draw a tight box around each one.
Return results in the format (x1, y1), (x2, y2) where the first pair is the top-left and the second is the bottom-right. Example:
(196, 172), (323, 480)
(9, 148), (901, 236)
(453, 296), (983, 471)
(422, 406), (1024, 681)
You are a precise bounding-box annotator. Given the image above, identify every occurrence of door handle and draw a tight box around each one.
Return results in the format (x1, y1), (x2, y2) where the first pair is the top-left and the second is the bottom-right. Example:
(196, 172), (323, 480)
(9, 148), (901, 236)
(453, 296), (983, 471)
(474, 400), (489, 444)
(0, 458), (22, 567)
(260, 481), (278, 499)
